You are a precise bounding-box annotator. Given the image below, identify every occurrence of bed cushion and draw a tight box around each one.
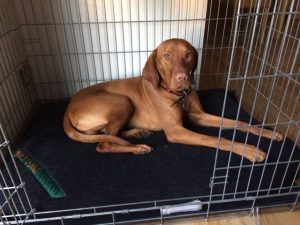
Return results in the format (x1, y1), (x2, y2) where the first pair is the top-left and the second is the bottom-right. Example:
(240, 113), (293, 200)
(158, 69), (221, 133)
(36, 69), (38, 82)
(14, 89), (300, 212)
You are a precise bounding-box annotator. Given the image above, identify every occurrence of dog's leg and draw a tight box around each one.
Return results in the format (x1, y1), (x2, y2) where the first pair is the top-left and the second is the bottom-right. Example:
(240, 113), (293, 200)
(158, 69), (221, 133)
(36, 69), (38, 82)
(96, 142), (152, 154)
(164, 126), (266, 162)
(66, 92), (153, 154)
(121, 128), (153, 139)
(186, 91), (282, 141)
(96, 123), (153, 154)
(189, 112), (283, 141)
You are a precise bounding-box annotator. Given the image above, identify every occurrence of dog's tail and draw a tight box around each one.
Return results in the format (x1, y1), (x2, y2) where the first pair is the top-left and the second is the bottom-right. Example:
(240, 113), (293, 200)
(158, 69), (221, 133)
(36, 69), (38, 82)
(63, 114), (130, 145)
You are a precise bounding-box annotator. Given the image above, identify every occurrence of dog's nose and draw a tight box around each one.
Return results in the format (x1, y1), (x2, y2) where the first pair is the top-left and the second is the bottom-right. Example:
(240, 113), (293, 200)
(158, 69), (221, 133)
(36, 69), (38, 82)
(176, 73), (188, 82)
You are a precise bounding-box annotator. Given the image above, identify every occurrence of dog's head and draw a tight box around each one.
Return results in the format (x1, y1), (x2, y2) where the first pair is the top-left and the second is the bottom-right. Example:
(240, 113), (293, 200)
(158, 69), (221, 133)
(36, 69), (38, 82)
(142, 39), (198, 92)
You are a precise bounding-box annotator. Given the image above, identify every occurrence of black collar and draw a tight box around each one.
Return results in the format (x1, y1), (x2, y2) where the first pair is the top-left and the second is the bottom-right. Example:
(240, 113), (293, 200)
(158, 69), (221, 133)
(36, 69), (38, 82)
(160, 85), (191, 106)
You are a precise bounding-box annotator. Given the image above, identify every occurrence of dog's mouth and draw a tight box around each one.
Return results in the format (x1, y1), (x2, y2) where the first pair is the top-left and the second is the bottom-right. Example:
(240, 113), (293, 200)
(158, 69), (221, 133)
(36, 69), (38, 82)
(171, 83), (192, 95)
(160, 82), (191, 98)
(170, 88), (191, 97)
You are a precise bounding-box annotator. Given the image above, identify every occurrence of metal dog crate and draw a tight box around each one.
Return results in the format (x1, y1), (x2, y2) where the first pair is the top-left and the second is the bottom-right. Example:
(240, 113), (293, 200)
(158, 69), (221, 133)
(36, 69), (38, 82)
(0, 0), (299, 224)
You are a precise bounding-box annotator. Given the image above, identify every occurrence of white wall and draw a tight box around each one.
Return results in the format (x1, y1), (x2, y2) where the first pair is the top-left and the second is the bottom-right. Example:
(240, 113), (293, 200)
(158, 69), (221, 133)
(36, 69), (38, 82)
(13, 0), (208, 100)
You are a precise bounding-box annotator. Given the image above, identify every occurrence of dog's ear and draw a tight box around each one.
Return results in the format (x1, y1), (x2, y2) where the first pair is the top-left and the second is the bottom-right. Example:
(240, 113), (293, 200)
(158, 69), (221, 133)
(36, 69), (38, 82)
(191, 47), (198, 77)
(142, 50), (160, 87)
(191, 47), (198, 84)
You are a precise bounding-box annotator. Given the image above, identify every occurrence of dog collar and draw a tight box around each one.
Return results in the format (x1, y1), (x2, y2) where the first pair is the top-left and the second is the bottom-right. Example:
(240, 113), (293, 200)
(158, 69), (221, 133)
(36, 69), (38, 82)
(160, 85), (191, 107)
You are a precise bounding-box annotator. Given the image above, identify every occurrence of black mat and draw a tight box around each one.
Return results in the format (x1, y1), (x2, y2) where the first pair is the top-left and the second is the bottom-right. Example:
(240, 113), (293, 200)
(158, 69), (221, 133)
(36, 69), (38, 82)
(8, 89), (300, 213)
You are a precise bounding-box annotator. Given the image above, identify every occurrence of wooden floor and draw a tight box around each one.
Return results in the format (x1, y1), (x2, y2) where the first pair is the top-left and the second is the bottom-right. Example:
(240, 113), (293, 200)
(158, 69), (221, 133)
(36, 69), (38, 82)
(140, 206), (300, 225)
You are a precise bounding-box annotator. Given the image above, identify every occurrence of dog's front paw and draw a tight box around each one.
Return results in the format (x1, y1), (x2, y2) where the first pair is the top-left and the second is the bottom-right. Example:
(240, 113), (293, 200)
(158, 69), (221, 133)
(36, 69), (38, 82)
(230, 142), (266, 163)
(251, 127), (283, 142)
(134, 144), (153, 154)
(273, 131), (283, 141)
(242, 145), (266, 163)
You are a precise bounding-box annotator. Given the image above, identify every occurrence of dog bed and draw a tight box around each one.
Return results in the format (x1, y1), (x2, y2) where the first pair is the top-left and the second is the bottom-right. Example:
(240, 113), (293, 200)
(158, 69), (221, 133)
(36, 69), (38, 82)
(3, 89), (300, 222)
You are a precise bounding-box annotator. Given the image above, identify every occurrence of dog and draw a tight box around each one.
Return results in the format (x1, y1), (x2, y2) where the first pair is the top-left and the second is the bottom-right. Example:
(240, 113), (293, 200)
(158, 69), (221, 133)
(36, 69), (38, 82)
(63, 38), (282, 162)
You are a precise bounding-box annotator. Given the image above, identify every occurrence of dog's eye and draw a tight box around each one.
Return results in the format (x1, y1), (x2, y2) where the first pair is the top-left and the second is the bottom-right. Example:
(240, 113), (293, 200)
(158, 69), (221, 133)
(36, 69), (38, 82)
(163, 53), (170, 60)
(186, 51), (192, 59)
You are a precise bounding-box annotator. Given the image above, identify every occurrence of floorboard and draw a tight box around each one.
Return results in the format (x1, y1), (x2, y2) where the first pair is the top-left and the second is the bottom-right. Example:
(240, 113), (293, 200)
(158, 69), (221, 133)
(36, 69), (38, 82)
(139, 206), (300, 225)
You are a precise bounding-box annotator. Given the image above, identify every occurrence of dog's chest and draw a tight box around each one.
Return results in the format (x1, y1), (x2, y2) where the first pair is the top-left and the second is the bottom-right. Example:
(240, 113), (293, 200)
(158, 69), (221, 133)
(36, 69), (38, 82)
(128, 109), (162, 131)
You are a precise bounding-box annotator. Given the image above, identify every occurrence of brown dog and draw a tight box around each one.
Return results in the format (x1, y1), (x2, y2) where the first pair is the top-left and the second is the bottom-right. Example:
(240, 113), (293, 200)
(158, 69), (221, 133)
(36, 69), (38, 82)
(63, 38), (282, 162)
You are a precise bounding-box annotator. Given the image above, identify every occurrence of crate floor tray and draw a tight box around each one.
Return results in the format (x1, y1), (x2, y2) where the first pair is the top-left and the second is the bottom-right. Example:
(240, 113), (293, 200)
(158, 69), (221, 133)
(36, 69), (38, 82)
(6, 89), (300, 215)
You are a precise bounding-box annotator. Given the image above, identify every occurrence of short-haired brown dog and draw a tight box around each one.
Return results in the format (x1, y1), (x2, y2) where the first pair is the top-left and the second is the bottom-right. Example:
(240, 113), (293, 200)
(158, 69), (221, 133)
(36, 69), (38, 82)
(63, 39), (282, 162)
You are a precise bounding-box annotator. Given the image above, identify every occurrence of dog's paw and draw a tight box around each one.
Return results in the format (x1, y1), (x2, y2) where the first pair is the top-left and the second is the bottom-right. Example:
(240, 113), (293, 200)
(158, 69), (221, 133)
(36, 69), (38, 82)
(273, 131), (283, 141)
(133, 144), (153, 154)
(134, 130), (153, 139)
(242, 145), (266, 163)
(229, 142), (266, 163)
(250, 127), (283, 142)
